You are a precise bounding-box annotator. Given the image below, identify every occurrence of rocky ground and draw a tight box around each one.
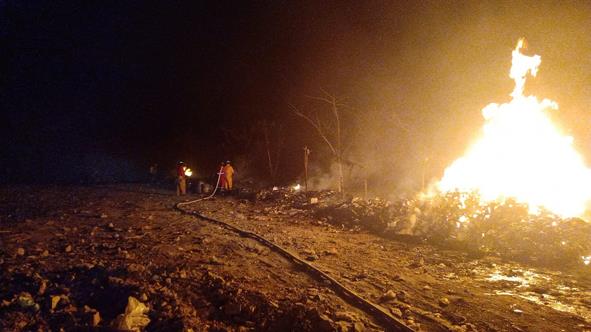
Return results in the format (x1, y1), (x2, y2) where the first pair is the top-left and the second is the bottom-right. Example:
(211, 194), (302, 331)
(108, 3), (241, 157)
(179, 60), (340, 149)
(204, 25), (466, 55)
(1, 184), (590, 331)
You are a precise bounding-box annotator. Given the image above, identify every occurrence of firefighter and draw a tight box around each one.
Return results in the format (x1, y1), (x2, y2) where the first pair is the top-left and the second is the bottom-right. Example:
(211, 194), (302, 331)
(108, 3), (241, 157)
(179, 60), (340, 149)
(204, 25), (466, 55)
(176, 161), (187, 196)
(217, 162), (226, 191)
(223, 160), (235, 191)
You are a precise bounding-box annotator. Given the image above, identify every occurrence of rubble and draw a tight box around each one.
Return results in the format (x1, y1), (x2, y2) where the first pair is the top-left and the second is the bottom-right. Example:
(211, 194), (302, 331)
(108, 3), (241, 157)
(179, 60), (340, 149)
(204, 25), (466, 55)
(314, 191), (591, 268)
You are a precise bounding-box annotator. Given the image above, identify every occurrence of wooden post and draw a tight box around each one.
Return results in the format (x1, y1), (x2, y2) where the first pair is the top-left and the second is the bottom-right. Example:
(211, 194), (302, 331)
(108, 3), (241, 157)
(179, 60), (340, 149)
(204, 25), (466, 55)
(304, 146), (311, 192)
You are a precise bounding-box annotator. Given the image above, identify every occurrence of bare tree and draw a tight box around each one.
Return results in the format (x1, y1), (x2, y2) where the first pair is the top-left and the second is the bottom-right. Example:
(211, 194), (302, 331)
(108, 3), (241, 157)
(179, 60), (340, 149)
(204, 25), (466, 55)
(260, 120), (284, 182)
(290, 89), (347, 193)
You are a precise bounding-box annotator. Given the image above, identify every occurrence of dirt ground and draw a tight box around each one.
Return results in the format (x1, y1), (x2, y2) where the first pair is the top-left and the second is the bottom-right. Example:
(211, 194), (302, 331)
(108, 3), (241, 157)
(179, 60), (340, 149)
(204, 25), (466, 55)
(1, 184), (590, 331)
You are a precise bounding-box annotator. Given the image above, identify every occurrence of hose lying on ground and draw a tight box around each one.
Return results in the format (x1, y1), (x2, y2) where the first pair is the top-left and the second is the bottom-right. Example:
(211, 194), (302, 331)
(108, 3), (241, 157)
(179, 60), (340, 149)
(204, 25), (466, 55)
(177, 167), (224, 206)
(174, 201), (414, 332)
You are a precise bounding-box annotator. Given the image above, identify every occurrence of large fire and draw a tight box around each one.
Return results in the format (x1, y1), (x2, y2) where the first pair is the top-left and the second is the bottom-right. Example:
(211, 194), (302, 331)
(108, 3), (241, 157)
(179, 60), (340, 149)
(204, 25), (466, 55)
(437, 39), (591, 217)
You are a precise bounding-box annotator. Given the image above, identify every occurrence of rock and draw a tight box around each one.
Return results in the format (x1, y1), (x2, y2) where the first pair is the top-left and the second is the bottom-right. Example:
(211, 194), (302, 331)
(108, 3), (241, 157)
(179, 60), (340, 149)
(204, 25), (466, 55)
(439, 297), (450, 307)
(83, 306), (101, 326)
(101, 214), (108, 219)
(16, 248), (25, 256)
(408, 257), (424, 268)
(423, 285), (432, 291)
(113, 296), (150, 331)
(396, 290), (407, 301)
(462, 323), (478, 331)
(209, 256), (223, 265)
(51, 295), (61, 310)
(16, 292), (38, 311)
(91, 311), (101, 326)
(207, 272), (226, 287)
(41, 250), (49, 257)
(380, 290), (397, 302)
(392, 274), (404, 282)
(353, 322), (365, 332)
(37, 280), (47, 295)
(334, 311), (357, 322)
(307, 288), (319, 297)
(306, 254), (319, 261)
(127, 264), (145, 273)
(316, 313), (335, 332)
(335, 321), (351, 332)
(324, 248), (338, 256)
(139, 293), (148, 302)
(390, 307), (403, 317)
(65, 245), (72, 253)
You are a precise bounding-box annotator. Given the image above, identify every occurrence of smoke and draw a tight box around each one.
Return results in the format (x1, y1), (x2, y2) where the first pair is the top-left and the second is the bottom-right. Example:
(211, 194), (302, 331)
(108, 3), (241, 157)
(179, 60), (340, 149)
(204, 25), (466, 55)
(306, 162), (341, 191)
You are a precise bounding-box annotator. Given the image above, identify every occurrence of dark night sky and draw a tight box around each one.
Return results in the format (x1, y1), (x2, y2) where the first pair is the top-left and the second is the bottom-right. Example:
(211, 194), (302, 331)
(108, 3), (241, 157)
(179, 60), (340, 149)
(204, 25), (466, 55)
(2, 1), (591, 192)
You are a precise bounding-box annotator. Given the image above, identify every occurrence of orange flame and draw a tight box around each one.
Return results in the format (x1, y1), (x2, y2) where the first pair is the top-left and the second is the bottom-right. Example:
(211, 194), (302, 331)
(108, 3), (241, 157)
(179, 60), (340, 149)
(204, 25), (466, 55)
(184, 168), (193, 177)
(437, 39), (591, 217)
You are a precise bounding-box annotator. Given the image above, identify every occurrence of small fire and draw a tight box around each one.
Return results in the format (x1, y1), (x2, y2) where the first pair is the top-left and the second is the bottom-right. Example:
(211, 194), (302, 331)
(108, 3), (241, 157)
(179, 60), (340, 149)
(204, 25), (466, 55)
(184, 168), (193, 177)
(438, 39), (591, 217)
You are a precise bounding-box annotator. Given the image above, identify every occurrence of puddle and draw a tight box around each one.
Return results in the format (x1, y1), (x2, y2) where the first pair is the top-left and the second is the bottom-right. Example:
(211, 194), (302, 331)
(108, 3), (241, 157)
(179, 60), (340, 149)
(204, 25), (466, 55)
(477, 266), (591, 323)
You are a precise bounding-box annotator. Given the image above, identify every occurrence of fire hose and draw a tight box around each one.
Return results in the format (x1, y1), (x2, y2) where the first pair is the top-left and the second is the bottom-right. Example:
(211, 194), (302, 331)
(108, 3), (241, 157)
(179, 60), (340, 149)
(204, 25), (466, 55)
(173, 202), (414, 332)
(177, 166), (225, 206)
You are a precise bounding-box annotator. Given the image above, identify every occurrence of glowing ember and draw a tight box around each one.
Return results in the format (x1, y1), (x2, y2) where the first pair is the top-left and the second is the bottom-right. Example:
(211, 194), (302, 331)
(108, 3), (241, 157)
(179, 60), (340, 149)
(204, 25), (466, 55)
(438, 39), (591, 217)
(184, 168), (193, 177)
(293, 184), (302, 191)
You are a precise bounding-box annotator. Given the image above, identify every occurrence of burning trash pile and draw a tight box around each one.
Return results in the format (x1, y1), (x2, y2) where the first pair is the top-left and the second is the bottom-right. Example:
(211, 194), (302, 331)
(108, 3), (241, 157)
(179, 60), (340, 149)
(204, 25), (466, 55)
(390, 193), (591, 266)
(254, 186), (338, 209)
(315, 197), (395, 233)
(314, 193), (591, 267)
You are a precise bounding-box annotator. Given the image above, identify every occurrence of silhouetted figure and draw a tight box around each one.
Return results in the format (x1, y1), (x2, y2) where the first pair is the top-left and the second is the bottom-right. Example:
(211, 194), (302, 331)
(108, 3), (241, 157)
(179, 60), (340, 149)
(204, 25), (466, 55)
(176, 161), (187, 196)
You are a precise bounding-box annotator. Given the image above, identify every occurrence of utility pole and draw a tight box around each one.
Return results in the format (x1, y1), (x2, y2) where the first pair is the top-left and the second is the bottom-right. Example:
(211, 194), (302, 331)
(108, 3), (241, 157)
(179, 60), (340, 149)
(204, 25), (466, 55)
(304, 146), (311, 192)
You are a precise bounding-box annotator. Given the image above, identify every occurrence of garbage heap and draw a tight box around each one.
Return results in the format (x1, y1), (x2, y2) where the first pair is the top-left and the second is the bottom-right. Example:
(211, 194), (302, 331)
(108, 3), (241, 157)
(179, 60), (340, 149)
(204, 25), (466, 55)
(314, 192), (591, 268)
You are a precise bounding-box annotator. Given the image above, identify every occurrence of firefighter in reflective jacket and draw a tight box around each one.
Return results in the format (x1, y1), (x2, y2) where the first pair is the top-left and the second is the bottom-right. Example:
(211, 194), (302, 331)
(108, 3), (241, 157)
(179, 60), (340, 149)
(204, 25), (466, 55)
(217, 162), (226, 191)
(223, 161), (235, 191)
(176, 161), (187, 196)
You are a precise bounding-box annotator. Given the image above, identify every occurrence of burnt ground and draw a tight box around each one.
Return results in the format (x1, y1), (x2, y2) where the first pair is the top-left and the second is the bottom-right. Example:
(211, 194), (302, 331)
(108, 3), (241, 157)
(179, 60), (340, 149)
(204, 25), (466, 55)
(1, 184), (590, 331)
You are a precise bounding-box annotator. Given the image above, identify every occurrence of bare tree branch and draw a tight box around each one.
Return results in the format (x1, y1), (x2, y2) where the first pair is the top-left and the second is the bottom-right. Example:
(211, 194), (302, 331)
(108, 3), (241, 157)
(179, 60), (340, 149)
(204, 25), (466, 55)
(290, 91), (347, 193)
(290, 103), (338, 155)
